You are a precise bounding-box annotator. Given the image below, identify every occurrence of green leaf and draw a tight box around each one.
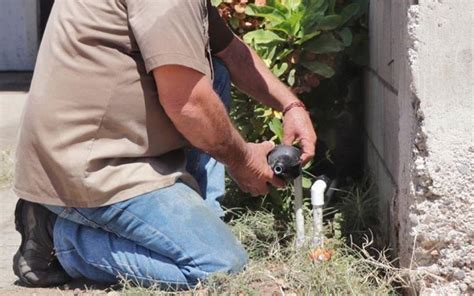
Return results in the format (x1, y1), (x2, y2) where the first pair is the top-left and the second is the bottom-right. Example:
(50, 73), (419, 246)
(301, 13), (323, 31)
(283, 0), (301, 11)
(245, 4), (286, 24)
(258, 44), (276, 61)
(300, 0), (327, 30)
(302, 0), (326, 11)
(338, 27), (353, 46)
(229, 17), (240, 30)
(211, 0), (222, 6)
(245, 4), (276, 16)
(275, 48), (293, 61)
(296, 31), (321, 44)
(295, 28), (305, 39)
(328, 0), (336, 14)
(272, 22), (293, 35)
(340, 3), (360, 24)
(315, 15), (342, 31)
(267, 0), (290, 14)
(286, 10), (305, 36)
(287, 68), (296, 86)
(303, 159), (313, 170)
(304, 33), (344, 54)
(302, 177), (312, 189)
(352, 0), (369, 18)
(268, 117), (284, 142)
(243, 30), (286, 45)
(301, 60), (335, 78)
(272, 62), (289, 77)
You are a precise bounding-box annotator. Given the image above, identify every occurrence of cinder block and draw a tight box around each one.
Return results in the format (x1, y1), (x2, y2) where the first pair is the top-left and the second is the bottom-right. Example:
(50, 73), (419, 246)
(382, 86), (400, 183)
(369, 0), (379, 71)
(376, 156), (398, 247)
(364, 123), (379, 177)
(365, 136), (397, 248)
(364, 71), (374, 131)
(390, 0), (404, 90)
(369, 77), (385, 156)
(378, 0), (394, 87)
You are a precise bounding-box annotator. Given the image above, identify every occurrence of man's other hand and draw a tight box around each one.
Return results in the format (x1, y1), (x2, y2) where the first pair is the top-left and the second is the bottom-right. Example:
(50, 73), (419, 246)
(283, 107), (317, 165)
(228, 141), (285, 196)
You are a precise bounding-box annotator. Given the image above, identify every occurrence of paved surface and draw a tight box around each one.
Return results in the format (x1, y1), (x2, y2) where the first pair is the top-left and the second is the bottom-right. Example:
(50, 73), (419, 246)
(0, 72), (30, 151)
(0, 188), (21, 289)
(0, 74), (115, 295)
(0, 87), (27, 290)
(0, 91), (27, 151)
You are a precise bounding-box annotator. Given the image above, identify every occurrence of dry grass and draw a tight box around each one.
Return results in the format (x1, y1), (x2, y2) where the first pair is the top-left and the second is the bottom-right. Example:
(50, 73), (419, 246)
(121, 210), (433, 295)
(0, 149), (14, 189)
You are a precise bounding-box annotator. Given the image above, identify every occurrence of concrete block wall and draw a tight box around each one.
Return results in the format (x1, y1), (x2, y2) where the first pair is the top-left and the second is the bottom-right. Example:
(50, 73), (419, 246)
(365, 0), (411, 250)
(366, 0), (473, 294)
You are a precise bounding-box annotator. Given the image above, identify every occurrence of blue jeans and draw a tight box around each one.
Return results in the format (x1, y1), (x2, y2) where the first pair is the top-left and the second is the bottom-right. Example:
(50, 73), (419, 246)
(45, 58), (245, 288)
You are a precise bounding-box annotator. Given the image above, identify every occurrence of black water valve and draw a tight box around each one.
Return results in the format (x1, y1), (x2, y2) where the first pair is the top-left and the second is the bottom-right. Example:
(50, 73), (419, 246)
(267, 145), (302, 181)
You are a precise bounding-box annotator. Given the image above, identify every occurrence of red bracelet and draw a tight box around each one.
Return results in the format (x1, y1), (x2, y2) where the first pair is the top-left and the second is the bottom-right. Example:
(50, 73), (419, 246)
(282, 101), (307, 115)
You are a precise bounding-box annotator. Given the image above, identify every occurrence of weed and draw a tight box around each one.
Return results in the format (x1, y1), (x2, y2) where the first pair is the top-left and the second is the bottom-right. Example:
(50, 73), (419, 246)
(333, 177), (381, 248)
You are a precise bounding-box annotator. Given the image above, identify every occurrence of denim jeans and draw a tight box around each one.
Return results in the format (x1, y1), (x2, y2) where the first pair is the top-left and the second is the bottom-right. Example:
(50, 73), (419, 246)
(45, 58), (247, 288)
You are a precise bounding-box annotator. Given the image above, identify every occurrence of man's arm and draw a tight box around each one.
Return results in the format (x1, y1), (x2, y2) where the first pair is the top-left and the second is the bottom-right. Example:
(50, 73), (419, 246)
(153, 65), (284, 196)
(216, 37), (317, 163)
(215, 37), (296, 111)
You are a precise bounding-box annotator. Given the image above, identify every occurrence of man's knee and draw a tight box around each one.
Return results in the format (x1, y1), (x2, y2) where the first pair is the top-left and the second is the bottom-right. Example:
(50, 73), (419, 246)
(218, 243), (248, 274)
(183, 241), (248, 285)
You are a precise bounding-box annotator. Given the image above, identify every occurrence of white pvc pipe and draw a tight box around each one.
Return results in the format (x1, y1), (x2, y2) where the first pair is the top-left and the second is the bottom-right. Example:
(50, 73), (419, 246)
(311, 179), (327, 248)
(293, 176), (305, 248)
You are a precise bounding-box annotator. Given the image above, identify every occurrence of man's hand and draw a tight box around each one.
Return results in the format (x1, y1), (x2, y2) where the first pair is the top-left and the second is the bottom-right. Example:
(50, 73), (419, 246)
(217, 38), (317, 164)
(283, 106), (317, 165)
(154, 65), (285, 197)
(227, 141), (285, 196)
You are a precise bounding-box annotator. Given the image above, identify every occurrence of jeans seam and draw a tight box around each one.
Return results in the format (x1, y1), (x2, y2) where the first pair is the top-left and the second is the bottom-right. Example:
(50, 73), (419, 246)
(56, 248), (76, 254)
(56, 208), (70, 218)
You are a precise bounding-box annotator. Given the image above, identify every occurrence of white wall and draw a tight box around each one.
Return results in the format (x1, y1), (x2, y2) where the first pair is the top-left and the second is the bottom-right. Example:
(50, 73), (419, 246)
(366, 0), (474, 294)
(408, 1), (473, 294)
(0, 0), (39, 71)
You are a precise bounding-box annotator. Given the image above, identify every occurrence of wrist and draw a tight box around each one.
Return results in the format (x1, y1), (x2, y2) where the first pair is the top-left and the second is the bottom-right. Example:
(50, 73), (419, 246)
(225, 139), (250, 170)
(282, 101), (307, 116)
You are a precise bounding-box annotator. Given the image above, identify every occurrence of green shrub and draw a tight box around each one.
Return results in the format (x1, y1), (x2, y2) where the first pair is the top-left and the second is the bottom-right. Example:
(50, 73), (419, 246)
(217, 0), (369, 228)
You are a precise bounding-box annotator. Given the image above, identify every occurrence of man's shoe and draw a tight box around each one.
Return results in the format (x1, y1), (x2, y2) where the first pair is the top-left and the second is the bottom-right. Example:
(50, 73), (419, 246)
(13, 199), (71, 287)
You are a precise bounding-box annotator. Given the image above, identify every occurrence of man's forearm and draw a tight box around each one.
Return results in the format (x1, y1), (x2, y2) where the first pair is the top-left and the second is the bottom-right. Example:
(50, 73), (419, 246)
(167, 91), (247, 168)
(216, 37), (299, 111)
(154, 66), (247, 168)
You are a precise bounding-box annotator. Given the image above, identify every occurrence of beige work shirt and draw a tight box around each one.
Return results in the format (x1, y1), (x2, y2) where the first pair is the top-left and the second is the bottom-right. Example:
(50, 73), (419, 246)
(14, 0), (211, 207)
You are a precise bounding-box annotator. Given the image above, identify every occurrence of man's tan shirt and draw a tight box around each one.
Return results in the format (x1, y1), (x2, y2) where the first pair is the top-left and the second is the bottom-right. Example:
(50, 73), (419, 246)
(14, 0), (211, 207)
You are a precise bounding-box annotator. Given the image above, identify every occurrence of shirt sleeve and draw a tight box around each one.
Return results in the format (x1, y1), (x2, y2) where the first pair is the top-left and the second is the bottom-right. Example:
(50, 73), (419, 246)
(207, 0), (235, 54)
(126, 0), (211, 76)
